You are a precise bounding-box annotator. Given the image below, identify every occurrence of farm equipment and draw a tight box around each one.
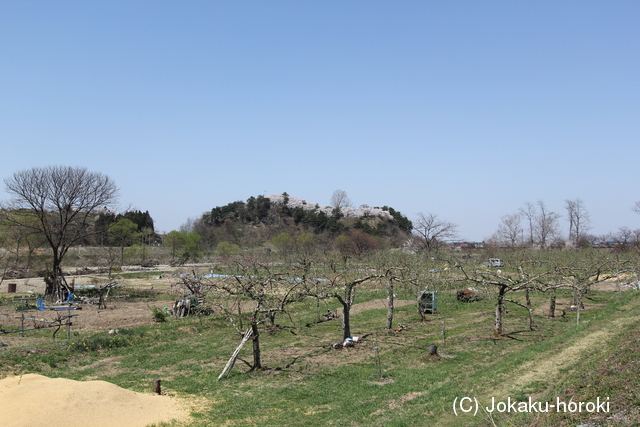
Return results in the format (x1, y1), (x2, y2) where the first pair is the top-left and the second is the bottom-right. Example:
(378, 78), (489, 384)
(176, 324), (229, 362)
(418, 290), (437, 320)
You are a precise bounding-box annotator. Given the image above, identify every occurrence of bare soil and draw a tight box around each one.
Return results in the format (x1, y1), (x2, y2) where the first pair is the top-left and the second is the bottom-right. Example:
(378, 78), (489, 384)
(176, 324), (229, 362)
(0, 374), (189, 427)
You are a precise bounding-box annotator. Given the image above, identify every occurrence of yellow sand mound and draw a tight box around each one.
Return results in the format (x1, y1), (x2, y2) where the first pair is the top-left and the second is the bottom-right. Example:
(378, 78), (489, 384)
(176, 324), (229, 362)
(0, 374), (188, 427)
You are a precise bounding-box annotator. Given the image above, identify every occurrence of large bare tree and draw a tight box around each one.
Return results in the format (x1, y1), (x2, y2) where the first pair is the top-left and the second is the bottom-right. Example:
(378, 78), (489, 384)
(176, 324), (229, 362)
(565, 198), (591, 247)
(492, 212), (523, 248)
(330, 189), (352, 211)
(3, 166), (118, 300)
(412, 212), (459, 252)
(520, 201), (560, 248)
(535, 201), (561, 247)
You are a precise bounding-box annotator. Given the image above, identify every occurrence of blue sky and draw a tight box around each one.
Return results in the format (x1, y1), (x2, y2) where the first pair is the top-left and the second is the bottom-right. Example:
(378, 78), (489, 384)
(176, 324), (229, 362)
(1, 1), (638, 240)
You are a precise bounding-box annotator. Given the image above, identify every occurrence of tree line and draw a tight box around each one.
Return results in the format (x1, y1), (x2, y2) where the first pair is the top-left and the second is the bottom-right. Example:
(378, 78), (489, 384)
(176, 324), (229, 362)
(2, 165), (640, 301)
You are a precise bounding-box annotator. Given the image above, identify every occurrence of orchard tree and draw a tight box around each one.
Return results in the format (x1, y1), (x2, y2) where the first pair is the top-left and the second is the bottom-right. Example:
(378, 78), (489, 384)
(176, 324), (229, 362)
(459, 257), (554, 335)
(3, 166), (118, 300)
(371, 250), (433, 329)
(197, 257), (305, 372)
(303, 253), (383, 340)
(559, 249), (628, 325)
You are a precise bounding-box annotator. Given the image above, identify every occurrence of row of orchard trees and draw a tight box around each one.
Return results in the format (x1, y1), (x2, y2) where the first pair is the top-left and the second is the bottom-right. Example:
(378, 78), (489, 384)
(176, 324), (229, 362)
(176, 246), (639, 373)
(177, 249), (438, 372)
(459, 248), (639, 335)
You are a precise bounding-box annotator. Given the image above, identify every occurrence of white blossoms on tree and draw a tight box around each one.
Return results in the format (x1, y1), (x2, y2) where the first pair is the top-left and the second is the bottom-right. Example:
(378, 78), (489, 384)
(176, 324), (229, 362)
(268, 194), (392, 220)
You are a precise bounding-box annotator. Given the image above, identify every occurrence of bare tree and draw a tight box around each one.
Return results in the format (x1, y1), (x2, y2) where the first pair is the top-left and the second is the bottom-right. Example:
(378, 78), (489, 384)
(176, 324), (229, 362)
(536, 201), (561, 247)
(3, 166), (118, 301)
(493, 212), (523, 248)
(520, 202), (536, 246)
(520, 201), (560, 248)
(302, 253), (383, 340)
(560, 250), (625, 325)
(565, 199), (591, 247)
(459, 258), (554, 335)
(330, 190), (352, 211)
(633, 201), (640, 215)
(198, 257), (304, 372)
(612, 226), (635, 250)
(412, 212), (459, 252)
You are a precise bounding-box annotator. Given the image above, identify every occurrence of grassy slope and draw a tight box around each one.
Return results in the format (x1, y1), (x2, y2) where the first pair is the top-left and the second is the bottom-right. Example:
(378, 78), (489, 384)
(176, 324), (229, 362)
(1, 285), (639, 427)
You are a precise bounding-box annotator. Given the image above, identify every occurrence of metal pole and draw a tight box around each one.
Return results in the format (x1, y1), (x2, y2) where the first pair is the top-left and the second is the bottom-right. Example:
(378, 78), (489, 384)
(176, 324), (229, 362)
(374, 340), (381, 378)
(20, 300), (25, 338)
(67, 306), (71, 342)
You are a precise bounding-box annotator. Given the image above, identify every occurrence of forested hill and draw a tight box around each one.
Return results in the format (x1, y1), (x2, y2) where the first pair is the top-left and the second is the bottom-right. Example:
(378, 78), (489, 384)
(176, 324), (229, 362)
(191, 193), (413, 249)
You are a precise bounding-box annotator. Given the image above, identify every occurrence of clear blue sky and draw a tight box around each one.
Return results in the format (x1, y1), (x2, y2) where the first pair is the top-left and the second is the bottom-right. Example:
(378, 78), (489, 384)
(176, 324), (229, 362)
(1, 1), (638, 240)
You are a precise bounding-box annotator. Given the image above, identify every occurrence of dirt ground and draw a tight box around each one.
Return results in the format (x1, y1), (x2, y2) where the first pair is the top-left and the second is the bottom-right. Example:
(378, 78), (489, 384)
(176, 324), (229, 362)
(0, 267), (180, 345)
(0, 300), (168, 347)
(0, 374), (190, 427)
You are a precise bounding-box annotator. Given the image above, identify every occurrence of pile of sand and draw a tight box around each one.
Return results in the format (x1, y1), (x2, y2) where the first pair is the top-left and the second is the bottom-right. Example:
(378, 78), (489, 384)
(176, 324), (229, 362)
(0, 374), (189, 427)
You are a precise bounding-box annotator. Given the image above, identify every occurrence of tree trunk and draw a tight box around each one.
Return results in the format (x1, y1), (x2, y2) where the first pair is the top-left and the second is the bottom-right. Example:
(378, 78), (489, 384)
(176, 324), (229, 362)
(576, 290), (583, 326)
(494, 285), (507, 336)
(386, 280), (394, 330)
(340, 284), (356, 340)
(46, 256), (70, 303)
(251, 322), (262, 370)
(548, 287), (556, 318)
(525, 289), (537, 330)
(342, 302), (351, 340)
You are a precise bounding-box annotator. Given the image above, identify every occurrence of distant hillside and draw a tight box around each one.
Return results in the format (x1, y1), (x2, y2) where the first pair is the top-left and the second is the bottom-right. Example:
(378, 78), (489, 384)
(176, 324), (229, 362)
(191, 193), (413, 249)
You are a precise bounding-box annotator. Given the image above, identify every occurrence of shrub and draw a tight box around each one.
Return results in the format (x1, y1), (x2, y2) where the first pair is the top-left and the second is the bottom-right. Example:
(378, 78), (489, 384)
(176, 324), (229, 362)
(151, 307), (169, 322)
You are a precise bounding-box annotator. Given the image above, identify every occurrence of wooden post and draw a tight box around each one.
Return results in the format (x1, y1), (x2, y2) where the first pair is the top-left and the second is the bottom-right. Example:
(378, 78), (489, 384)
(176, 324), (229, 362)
(153, 379), (162, 394)
(428, 344), (438, 356)
(218, 328), (253, 380)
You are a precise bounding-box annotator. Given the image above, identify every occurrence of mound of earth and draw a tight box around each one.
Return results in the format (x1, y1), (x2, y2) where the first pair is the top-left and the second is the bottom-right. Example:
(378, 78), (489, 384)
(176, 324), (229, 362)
(0, 374), (188, 427)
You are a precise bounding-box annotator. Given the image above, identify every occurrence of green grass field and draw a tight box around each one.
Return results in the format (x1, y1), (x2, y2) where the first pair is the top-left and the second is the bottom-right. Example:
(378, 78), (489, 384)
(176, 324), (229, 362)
(1, 282), (639, 426)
